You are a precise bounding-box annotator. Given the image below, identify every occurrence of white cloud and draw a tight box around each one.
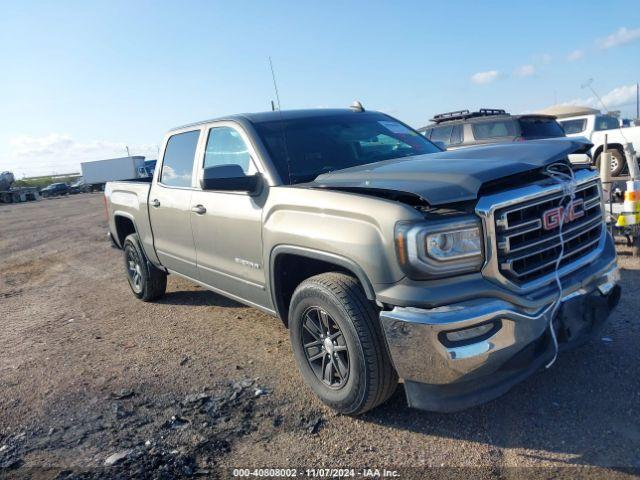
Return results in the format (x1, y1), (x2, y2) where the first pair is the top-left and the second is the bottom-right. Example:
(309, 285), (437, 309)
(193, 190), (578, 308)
(10, 134), (74, 157)
(2, 134), (158, 177)
(598, 26), (640, 49)
(601, 84), (638, 108)
(559, 83), (638, 111)
(470, 70), (503, 85)
(514, 64), (535, 77)
(567, 49), (585, 61)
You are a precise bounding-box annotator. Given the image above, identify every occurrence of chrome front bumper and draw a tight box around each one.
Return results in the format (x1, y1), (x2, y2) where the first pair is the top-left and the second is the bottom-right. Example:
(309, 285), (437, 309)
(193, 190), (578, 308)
(380, 265), (621, 412)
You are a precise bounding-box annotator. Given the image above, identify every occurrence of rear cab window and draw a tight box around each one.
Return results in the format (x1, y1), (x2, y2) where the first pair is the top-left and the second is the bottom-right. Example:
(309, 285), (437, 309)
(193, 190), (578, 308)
(160, 130), (201, 187)
(518, 117), (565, 139)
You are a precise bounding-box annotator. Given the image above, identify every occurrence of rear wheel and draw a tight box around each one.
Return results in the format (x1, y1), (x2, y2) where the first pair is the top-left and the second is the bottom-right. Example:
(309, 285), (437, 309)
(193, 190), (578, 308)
(123, 233), (167, 301)
(597, 149), (625, 177)
(289, 272), (397, 415)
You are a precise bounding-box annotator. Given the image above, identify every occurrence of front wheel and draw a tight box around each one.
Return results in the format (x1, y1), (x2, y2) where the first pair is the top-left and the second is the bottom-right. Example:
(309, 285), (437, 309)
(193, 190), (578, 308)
(289, 273), (397, 415)
(123, 233), (167, 301)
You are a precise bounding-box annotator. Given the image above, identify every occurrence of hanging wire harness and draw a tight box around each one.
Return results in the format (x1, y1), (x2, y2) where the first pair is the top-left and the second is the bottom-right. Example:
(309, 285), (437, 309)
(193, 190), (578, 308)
(542, 162), (578, 368)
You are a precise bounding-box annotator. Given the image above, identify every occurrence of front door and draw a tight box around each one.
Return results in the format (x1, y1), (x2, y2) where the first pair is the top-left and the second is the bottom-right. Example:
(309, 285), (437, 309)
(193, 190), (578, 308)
(149, 128), (201, 278)
(190, 124), (268, 308)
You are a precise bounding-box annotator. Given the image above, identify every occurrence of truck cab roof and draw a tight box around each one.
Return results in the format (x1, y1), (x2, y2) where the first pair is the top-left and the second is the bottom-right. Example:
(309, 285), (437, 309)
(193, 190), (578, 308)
(170, 108), (375, 132)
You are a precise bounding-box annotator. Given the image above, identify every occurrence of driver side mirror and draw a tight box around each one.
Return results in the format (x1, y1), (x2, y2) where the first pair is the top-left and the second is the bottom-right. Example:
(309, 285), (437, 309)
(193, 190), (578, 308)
(200, 164), (262, 194)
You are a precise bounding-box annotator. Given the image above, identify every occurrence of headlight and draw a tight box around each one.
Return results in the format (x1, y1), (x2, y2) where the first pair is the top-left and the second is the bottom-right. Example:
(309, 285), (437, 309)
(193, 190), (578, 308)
(395, 217), (484, 279)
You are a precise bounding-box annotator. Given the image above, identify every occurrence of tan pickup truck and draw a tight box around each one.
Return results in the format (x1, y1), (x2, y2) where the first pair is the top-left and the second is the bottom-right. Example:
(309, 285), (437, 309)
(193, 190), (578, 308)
(105, 108), (620, 414)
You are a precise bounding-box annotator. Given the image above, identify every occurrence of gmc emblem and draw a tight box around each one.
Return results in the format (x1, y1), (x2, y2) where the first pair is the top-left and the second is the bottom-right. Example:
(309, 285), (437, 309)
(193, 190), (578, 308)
(542, 199), (584, 230)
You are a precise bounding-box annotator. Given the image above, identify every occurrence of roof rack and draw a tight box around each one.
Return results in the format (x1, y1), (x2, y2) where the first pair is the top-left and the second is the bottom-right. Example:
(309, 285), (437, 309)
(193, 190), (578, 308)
(430, 108), (508, 123)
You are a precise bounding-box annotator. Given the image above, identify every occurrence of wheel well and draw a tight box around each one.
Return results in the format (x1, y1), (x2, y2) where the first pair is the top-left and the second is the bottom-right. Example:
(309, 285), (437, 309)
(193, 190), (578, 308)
(114, 216), (136, 246)
(594, 143), (625, 160)
(272, 253), (366, 326)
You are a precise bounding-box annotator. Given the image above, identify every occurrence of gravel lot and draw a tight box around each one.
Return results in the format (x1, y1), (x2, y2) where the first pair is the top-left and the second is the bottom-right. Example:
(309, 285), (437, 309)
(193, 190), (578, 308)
(0, 194), (639, 479)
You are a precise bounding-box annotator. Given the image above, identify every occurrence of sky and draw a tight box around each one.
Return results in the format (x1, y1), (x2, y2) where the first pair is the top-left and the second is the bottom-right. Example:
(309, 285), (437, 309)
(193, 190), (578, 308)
(1, 0), (640, 177)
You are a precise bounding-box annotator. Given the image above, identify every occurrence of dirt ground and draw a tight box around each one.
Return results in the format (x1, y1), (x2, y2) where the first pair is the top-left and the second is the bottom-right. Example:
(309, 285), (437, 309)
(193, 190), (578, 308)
(0, 194), (639, 479)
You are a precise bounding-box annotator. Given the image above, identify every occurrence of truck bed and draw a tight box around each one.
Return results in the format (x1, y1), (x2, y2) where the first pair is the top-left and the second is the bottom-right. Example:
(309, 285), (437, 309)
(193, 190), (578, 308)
(104, 181), (155, 257)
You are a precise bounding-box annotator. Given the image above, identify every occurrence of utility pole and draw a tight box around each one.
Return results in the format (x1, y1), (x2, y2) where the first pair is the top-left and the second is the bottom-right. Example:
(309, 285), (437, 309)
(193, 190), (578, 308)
(636, 82), (639, 120)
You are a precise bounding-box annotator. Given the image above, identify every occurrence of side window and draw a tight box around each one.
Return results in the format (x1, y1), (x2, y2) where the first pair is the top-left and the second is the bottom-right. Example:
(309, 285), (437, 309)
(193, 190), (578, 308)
(204, 126), (254, 174)
(594, 115), (619, 131)
(160, 130), (200, 187)
(472, 120), (517, 139)
(450, 124), (463, 145)
(422, 129), (433, 139)
(560, 119), (587, 134)
(430, 125), (454, 146)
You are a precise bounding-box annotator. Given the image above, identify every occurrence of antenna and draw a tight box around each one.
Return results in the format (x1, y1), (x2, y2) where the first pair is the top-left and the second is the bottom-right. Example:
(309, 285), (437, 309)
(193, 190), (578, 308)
(581, 78), (608, 112)
(267, 56), (293, 183)
(269, 56), (281, 111)
(582, 79), (633, 145)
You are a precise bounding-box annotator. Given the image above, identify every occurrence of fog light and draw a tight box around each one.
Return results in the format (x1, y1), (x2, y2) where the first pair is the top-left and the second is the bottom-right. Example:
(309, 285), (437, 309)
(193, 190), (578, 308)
(445, 323), (494, 343)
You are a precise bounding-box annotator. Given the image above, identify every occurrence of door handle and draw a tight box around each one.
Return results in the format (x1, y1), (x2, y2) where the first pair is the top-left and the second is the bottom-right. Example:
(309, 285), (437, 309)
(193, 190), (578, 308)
(191, 204), (207, 215)
(151, 199), (161, 208)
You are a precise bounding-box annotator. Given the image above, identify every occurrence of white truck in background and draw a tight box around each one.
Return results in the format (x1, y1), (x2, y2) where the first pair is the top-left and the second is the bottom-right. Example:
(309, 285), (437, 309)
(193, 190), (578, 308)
(556, 113), (640, 177)
(81, 156), (149, 191)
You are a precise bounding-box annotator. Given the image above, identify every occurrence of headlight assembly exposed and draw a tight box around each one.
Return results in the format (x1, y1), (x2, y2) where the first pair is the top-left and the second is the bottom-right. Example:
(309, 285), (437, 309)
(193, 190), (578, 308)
(395, 217), (484, 279)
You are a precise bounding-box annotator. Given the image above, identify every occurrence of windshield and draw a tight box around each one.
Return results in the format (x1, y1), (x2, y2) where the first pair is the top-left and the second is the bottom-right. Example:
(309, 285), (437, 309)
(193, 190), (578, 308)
(253, 113), (440, 184)
(518, 117), (565, 139)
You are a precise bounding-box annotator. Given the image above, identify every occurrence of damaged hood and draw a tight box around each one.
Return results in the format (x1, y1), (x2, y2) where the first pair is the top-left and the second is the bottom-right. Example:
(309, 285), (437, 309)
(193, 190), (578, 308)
(309, 137), (592, 206)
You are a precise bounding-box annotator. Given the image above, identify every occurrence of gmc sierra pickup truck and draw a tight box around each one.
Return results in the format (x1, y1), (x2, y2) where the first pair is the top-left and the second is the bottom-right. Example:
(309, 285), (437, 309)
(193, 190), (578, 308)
(105, 108), (621, 415)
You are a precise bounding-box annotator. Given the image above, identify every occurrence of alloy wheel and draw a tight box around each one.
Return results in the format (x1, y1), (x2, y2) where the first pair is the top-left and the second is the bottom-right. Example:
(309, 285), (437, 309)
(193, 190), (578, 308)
(610, 156), (619, 173)
(125, 247), (143, 294)
(301, 307), (350, 389)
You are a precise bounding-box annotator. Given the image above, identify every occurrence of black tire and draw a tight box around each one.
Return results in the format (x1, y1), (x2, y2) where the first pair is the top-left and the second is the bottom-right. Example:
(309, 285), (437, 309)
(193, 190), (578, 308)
(123, 233), (167, 301)
(597, 149), (625, 177)
(289, 272), (397, 415)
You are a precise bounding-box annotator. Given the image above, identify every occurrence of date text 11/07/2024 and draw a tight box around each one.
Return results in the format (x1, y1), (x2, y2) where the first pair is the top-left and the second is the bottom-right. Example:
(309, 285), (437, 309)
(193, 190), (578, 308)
(231, 468), (400, 477)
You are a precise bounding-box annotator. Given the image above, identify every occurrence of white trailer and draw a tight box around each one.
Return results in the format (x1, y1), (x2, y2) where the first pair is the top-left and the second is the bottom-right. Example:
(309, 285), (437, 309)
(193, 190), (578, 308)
(81, 156), (147, 190)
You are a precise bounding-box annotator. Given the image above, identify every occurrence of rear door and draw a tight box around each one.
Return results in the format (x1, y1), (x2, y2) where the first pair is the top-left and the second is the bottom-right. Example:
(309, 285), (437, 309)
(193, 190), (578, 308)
(190, 122), (269, 308)
(149, 128), (203, 278)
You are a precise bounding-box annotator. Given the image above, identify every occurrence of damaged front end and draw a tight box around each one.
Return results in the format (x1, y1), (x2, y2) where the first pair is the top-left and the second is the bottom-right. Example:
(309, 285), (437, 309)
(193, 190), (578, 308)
(374, 159), (620, 412)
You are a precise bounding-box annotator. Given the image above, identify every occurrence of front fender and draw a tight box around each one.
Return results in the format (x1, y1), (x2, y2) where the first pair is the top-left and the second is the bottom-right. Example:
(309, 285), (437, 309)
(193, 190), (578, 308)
(262, 187), (422, 303)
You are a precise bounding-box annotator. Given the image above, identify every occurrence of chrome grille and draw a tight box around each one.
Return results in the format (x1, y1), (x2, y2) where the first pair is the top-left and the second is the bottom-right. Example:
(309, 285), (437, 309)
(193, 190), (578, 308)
(494, 179), (603, 284)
